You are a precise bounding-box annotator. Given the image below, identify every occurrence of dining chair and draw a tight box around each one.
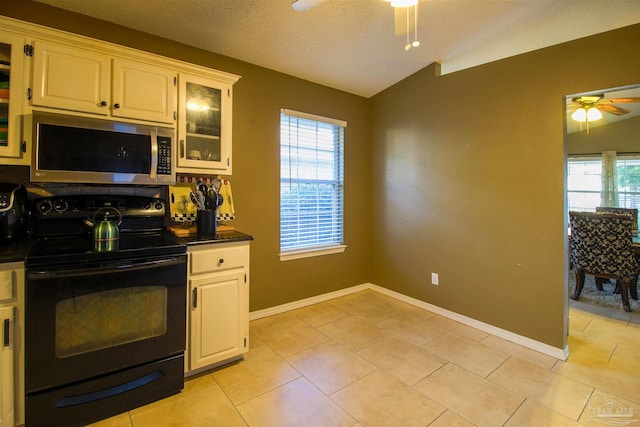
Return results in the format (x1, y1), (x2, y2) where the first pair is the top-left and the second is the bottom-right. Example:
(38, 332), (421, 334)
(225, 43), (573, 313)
(595, 206), (638, 230)
(569, 211), (638, 312)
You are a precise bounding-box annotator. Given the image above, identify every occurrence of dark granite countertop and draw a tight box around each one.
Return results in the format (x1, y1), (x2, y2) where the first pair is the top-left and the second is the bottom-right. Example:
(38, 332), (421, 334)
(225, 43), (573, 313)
(174, 230), (254, 246)
(0, 230), (254, 264)
(0, 237), (34, 264)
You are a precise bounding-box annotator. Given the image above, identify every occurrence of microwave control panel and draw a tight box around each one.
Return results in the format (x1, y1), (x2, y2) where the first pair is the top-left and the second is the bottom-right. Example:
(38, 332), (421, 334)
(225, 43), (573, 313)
(157, 136), (172, 175)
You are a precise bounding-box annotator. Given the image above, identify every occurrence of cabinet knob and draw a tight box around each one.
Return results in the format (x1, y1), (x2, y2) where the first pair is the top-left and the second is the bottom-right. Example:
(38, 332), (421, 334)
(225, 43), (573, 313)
(219, 259), (224, 265)
(100, 101), (107, 107)
(113, 103), (121, 109)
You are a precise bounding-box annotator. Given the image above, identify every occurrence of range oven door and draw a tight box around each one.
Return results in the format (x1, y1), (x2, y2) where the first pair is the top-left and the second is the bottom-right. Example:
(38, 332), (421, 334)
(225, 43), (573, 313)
(25, 253), (187, 395)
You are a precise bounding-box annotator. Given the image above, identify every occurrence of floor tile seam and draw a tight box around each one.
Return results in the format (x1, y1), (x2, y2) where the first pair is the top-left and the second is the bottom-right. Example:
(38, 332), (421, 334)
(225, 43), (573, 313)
(289, 307), (351, 329)
(549, 364), (609, 393)
(322, 368), (384, 426)
(218, 343), (306, 407)
(434, 360), (529, 402)
(325, 367), (382, 400)
(230, 375), (306, 409)
(407, 360), (526, 420)
(425, 408), (474, 427)
(482, 353), (512, 380)
(499, 396), (528, 427)
(259, 329), (334, 359)
(419, 333), (510, 374)
(591, 384), (640, 407)
(484, 365), (600, 420)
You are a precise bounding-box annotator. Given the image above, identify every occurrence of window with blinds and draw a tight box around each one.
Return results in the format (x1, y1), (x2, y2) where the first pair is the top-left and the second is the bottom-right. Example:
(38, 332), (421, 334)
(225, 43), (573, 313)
(567, 155), (640, 212)
(280, 109), (345, 257)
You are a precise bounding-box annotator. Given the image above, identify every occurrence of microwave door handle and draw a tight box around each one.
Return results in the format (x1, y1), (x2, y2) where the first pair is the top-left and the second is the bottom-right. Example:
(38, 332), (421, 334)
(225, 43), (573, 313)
(150, 130), (158, 180)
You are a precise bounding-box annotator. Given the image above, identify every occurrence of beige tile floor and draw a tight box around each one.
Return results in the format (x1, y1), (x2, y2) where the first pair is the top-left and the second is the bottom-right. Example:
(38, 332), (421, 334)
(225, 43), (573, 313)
(92, 289), (640, 427)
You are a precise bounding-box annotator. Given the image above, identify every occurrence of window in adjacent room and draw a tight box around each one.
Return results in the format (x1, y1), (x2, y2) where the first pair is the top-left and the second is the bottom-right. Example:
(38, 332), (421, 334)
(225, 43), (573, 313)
(567, 153), (640, 212)
(279, 109), (346, 260)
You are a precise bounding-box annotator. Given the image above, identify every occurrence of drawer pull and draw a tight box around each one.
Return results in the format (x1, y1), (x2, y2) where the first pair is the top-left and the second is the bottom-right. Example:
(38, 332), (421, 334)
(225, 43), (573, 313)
(3, 318), (9, 347)
(218, 259), (224, 265)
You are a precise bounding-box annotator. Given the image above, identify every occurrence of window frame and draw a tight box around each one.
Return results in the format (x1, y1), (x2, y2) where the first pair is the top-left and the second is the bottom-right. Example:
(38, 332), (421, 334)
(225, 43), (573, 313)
(279, 109), (347, 261)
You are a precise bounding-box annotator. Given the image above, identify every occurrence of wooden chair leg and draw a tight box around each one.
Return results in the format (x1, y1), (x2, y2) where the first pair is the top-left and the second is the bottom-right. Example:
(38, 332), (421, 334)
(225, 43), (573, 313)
(571, 269), (586, 300)
(631, 275), (638, 300)
(595, 277), (606, 291)
(619, 279), (631, 312)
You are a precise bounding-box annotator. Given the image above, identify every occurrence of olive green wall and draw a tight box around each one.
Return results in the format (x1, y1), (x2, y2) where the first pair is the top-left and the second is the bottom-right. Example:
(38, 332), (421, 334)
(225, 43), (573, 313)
(2, 0), (371, 311)
(567, 115), (640, 155)
(369, 24), (640, 348)
(5, 0), (640, 350)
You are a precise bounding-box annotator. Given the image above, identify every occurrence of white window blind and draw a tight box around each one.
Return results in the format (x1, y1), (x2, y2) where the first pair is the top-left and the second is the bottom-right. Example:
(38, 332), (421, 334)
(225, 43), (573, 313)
(280, 109), (345, 254)
(567, 158), (602, 212)
(567, 154), (640, 212)
(616, 156), (640, 208)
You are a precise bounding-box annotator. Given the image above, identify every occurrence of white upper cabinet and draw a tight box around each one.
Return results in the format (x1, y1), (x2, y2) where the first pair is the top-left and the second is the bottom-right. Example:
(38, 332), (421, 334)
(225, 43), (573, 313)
(30, 41), (177, 124)
(111, 59), (177, 124)
(176, 73), (235, 175)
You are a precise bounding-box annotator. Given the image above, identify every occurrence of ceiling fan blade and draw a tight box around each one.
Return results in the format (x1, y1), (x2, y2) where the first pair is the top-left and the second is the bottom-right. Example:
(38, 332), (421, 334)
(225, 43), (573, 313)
(598, 104), (630, 115)
(602, 97), (640, 104)
(291, 0), (326, 11)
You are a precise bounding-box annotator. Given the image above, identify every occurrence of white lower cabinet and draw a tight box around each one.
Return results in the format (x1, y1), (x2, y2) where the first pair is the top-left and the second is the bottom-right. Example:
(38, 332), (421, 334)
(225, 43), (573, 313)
(186, 242), (249, 373)
(0, 305), (14, 427)
(0, 262), (24, 427)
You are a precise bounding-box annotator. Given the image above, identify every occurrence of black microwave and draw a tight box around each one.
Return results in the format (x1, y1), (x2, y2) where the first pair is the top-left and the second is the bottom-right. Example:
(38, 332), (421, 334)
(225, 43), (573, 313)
(31, 111), (175, 185)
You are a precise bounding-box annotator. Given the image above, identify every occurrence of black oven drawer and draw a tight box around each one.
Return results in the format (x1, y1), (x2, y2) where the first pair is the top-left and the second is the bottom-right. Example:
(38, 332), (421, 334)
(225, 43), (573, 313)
(26, 354), (184, 427)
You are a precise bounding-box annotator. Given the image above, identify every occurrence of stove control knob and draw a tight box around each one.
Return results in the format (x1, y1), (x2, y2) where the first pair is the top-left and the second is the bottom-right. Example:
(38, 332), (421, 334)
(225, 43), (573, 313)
(142, 200), (152, 210)
(39, 200), (52, 214)
(154, 202), (164, 210)
(53, 199), (68, 212)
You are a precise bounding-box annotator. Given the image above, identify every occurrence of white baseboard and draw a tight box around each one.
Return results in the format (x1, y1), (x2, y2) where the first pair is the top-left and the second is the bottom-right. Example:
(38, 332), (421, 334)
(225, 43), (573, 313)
(249, 283), (369, 321)
(249, 283), (569, 361)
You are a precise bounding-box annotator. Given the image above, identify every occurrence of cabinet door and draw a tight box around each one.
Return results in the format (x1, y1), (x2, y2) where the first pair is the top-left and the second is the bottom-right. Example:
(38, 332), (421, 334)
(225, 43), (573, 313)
(112, 59), (177, 124)
(0, 33), (25, 160)
(31, 41), (110, 115)
(0, 306), (14, 427)
(189, 270), (246, 370)
(177, 74), (232, 174)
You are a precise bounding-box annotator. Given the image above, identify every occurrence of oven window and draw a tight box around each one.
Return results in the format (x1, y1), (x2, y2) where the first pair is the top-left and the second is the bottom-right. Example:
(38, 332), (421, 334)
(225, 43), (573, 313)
(55, 286), (168, 358)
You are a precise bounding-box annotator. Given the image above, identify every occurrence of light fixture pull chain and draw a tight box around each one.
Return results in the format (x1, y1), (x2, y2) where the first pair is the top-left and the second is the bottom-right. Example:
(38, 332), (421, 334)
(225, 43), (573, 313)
(413, 2), (420, 47)
(405, 7), (411, 50)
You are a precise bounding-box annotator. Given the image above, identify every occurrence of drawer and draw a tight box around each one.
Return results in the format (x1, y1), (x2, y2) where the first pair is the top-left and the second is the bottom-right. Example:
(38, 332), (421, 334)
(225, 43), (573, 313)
(190, 244), (248, 275)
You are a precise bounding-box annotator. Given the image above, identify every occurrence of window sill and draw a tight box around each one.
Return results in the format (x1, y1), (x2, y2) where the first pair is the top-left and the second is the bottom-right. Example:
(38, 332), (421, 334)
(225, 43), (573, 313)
(279, 244), (347, 261)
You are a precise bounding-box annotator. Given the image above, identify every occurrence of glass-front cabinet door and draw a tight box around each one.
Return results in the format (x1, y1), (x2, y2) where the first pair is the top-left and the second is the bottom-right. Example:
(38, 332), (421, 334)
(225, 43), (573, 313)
(177, 73), (233, 175)
(0, 34), (26, 161)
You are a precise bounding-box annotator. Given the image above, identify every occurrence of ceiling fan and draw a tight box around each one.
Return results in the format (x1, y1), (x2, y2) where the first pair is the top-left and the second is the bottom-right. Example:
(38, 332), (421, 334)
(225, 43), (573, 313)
(291, 0), (420, 47)
(567, 94), (640, 117)
(567, 94), (640, 134)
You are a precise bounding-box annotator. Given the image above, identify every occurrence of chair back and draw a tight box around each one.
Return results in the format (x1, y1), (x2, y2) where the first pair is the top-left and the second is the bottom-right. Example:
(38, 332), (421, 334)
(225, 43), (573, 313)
(569, 211), (638, 278)
(595, 206), (638, 230)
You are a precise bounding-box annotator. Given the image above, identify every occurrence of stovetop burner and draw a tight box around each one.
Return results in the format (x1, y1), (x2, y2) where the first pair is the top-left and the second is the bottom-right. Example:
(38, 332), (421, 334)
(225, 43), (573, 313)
(26, 195), (186, 267)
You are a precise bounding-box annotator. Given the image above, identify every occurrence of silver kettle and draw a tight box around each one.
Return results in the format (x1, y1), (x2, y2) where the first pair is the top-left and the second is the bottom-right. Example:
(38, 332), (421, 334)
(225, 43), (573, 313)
(85, 207), (122, 241)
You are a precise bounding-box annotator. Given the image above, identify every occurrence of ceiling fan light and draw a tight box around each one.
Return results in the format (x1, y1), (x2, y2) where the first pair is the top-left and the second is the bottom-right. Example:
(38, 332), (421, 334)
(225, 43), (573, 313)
(571, 107), (587, 122)
(587, 107), (602, 121)
(412, 40), (420, 47)
(405, 43), (411, 51)
(385, 0), (418, 7)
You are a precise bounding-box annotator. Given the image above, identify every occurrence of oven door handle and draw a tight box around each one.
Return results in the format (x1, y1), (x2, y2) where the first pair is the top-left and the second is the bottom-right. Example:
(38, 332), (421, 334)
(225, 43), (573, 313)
(27, 256), (185, 279)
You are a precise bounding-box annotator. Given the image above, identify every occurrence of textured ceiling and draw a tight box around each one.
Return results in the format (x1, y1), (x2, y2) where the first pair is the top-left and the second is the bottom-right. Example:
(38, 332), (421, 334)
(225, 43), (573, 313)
(33, 0), (640, 97)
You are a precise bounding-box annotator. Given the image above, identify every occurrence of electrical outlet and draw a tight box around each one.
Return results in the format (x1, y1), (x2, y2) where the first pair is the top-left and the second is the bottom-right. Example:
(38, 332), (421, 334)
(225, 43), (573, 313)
(431, 272), (439, 285)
